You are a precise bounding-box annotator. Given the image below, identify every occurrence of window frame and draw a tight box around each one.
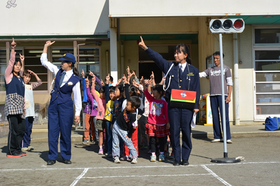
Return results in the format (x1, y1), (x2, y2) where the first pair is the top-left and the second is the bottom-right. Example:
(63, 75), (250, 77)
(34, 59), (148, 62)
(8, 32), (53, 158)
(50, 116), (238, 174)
(253, 26), (280, 120)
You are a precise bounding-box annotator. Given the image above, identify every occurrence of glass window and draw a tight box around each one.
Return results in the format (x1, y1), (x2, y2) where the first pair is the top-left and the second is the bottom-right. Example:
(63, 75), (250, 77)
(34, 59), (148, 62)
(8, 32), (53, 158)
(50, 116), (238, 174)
(255, 29), (280, 44)
(254, 48), (280, 115)
(256, 72), (280, 82)
(24, 48), (47, 91)
(52, 48), (74, 66)
(256, 94), (280, 103)
(0, 49), (6, 65)
(255, 50), (280, 60)
(255, 105), (280, 115)
(77, 48), (100, 77)
(0, 49), (6, 91)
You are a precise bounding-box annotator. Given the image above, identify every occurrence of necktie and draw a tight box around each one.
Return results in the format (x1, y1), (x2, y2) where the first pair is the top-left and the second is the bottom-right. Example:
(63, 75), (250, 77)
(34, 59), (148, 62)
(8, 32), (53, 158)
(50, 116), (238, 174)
(59, 71), (66, 86)
(179, 65), (183, 77)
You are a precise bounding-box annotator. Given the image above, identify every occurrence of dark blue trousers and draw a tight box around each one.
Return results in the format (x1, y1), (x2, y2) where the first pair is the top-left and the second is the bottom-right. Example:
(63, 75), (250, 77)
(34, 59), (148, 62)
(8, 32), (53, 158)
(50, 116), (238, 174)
(23, 117), (34, 147)
(106, 121), (112, 154)
(210, 95), (231, 140)
(48, 100), (73, 161)
(168, 106), (193, 162)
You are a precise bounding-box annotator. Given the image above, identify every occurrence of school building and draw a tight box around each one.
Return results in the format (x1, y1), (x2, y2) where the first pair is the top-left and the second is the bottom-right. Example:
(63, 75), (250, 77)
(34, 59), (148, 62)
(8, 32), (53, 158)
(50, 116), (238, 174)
(0, 0), (279, 125)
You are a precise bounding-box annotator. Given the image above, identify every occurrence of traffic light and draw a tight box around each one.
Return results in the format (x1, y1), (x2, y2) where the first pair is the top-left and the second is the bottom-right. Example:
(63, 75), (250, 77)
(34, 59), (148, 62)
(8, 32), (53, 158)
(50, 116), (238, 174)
(209, 19), (245, 33)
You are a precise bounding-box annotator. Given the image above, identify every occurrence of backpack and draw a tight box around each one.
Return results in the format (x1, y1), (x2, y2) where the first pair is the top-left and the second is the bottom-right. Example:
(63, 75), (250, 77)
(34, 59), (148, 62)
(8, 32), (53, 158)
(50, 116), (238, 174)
(264, 117), (280, 131)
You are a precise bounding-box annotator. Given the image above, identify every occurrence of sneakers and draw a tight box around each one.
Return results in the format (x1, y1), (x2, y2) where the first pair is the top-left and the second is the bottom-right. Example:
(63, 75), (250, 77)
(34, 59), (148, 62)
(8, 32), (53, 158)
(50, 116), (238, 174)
(7, 151), (26, 157)
(120, 155), (126, 161)
(83, 139), (89, 144)
(211, 139), (222, 143)
(211, 139), (232, 144)
(131, 158), (138, 164)
(227, 139), (233, 144)
(150, 154), (156, 162)
(98, 148), (103, 155)
(22, 146), (34, 152)
(159, 154), (165, 162)
(21, 147), (29, 152)
(114, 156), (120, 163)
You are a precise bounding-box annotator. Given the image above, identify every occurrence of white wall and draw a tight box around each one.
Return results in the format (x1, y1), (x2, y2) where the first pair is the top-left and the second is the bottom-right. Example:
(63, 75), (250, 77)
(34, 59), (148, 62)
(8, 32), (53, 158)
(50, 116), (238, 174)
(110, 0), (280, 17)
(238, 25), (254, 121)
(0, 0), (109, 35)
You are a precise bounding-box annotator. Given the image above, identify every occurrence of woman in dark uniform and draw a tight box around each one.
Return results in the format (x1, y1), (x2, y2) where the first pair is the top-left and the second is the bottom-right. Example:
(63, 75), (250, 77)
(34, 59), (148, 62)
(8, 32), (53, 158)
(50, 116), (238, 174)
(139, 36), (200, 166)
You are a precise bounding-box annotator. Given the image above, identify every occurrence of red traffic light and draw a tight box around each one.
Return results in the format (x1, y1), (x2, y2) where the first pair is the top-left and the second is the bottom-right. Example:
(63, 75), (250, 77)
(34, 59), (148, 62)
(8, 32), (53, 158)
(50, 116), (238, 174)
(234, 19), (244, 29)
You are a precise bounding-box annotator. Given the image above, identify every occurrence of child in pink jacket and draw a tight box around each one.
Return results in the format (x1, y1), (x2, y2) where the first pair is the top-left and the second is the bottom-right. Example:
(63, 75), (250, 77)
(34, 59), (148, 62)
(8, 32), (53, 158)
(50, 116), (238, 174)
(90, 72), (106, 155)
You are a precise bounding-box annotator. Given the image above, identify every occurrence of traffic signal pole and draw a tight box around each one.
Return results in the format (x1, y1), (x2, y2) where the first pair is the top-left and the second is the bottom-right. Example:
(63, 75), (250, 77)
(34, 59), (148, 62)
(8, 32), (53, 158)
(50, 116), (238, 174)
(210, 32), (240, 163)
(209, 18), (244, 163)
(219, 33), (228, 158)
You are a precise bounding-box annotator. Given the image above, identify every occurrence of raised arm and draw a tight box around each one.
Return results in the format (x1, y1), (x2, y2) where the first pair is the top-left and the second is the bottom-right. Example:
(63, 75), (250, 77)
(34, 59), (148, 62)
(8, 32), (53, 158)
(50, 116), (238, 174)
(19, 53), (24, 76)
(85, 77), (94, 103)
(81, 69), (88, 102)
(150, 71), (156, 87)
(104, 74), (110, 103)
(89, 70), (102, 87)
(91, 76), (104, 115)
(143, 79), (155, 103)
(122, 74), (130, 99)
(40, 41), (59, 75)
(28, 70), (42, 89)
(5, 38), (16, 84)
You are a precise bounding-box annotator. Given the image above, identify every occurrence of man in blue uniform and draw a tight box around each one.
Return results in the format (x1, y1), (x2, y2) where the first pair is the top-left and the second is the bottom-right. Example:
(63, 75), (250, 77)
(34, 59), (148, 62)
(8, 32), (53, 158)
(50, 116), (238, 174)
(139, 36), (200, 166)
(41, 41), (82, 165)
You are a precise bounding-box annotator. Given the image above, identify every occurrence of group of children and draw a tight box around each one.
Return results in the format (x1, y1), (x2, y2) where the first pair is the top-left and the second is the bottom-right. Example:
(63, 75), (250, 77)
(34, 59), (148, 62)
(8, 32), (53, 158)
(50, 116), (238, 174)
(81, 66), (171, 164)
(6, 38), (171, 163)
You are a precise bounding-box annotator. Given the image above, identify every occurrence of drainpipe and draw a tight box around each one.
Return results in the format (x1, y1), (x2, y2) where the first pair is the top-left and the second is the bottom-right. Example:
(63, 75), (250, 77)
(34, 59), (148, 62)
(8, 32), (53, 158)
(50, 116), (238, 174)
(233, 33), (240, 125)
(121, 44), (124, 76)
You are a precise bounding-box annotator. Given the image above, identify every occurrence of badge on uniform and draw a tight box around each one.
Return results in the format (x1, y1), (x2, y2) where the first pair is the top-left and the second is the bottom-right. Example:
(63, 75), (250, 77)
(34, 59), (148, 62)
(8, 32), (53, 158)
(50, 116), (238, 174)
(170, 89), (196, 109)
(68, 82), (73, 86)
(187, 72), (194, 76)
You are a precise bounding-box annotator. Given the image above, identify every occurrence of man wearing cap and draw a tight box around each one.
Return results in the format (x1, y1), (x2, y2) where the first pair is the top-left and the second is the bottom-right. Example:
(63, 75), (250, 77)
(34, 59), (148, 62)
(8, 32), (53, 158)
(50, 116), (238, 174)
(40, 41), (82, 165)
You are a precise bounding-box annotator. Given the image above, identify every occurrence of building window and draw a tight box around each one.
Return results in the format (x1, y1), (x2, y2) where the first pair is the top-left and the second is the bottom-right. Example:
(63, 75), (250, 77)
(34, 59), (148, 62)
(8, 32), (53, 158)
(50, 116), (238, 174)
(78, 48), (100, 78)
(255, 50), (280, 115)
(52, 48), (74, 66)
(24, 48), (48, 91)
(0, 49), (6, 91)
(255, 29), (280, 44)
(254, 29), (280, 118)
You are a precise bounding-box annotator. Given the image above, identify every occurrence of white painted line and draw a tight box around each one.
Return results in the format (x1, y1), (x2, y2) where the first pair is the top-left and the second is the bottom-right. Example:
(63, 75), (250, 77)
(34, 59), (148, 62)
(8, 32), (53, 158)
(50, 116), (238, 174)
(201, 165), (231, 186)
(0, 161), (279, 172)
(83, 173), (211, 179)
(70, 168), (89, 186)
(0, 169), (33, 171)
(206, 161), (280, 166)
